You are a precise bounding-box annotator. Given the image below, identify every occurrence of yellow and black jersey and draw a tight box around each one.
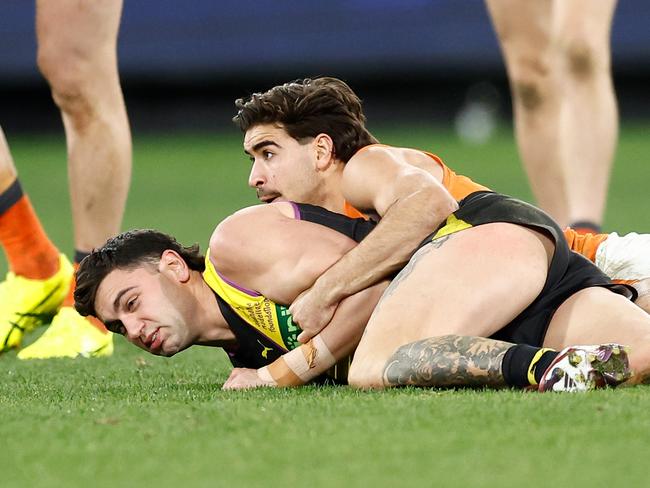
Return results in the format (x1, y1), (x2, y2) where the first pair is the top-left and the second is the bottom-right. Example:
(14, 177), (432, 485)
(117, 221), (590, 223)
(204, 202), (376, 384)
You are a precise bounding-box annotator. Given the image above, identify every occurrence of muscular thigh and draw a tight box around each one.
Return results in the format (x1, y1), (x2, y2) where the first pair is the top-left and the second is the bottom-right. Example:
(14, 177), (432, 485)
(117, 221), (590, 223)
(554, 0), (617, 44)
(485, 0), (553, 60)
(352, 223), (553, 373)
(36, 0), (123, 63)
(543, 286), (650, 349)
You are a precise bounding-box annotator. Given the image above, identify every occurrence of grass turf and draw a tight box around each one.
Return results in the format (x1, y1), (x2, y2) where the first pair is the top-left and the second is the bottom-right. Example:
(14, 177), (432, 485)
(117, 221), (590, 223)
(1, 124), (649, 487)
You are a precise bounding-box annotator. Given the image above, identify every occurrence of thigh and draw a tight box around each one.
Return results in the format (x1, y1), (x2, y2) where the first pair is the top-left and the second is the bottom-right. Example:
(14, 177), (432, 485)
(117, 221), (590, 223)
(554, 0), (617, 44)
(543, 286), (650, 349)
(485, 0), (553, 63)
(352, 223), (553, 377)
(36, 0), (123, 64)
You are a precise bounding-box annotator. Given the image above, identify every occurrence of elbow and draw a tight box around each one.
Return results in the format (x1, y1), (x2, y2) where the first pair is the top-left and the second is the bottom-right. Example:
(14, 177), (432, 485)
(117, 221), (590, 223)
(418, 185), (458, 224)
(437, 197), (458, 221)
(432, 185), (458, 214)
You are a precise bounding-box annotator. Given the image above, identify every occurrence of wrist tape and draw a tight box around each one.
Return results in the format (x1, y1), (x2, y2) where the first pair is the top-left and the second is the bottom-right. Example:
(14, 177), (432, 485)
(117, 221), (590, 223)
(263, 336), (336, 387)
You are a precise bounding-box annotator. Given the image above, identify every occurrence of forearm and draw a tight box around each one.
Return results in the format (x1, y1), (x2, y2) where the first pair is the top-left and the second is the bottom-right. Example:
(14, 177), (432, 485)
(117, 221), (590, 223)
(315, 188), (456, 303)
(261, 281), (388, 386)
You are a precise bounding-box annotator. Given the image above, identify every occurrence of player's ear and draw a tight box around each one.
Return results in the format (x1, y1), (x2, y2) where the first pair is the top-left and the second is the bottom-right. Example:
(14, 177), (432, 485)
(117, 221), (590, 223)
(313, 133), (335, 171)
(159, 249), (191, 283)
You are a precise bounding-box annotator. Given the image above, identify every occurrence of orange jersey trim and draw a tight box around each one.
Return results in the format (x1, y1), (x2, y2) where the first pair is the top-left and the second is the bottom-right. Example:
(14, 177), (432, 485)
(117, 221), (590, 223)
(345, 144), (488, 218)
(562, 228), (609, 262)
(343, 201), (367, 219)
(352, 144), (489, 200)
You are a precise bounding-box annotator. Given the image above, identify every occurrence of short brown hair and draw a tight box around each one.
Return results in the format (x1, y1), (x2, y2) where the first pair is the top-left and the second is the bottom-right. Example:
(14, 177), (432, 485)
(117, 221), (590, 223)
(233, 77), (378, 162)
(74, 229), (205, 319)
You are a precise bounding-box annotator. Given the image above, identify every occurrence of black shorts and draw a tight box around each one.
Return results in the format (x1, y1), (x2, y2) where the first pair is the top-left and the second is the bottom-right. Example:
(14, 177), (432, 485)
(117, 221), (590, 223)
(418, 192), (635, 347)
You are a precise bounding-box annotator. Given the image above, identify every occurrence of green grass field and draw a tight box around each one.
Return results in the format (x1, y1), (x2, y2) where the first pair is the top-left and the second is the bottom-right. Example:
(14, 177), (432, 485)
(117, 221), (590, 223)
(1, 124), (649, 488)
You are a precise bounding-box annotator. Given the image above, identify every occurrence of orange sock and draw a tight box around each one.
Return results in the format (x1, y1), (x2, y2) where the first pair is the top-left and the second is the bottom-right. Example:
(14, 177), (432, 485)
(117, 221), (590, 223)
(0, 180), (60, 279)
(62, 261), (108, 334)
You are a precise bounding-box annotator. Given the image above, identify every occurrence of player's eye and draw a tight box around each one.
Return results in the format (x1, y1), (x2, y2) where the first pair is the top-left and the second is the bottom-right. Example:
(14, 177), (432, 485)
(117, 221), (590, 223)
(263, 150), (273, 160)
(126, 297), (137, 312)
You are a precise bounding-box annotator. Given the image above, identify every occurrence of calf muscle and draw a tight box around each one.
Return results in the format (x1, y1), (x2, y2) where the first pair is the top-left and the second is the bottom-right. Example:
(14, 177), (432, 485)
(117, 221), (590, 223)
(382, 335), (512, 388)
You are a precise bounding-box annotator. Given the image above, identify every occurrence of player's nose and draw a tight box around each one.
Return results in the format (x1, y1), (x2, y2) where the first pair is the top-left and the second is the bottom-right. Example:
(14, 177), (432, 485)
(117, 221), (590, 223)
(122, 317), (144, 342)
(248, 160), (266, 188)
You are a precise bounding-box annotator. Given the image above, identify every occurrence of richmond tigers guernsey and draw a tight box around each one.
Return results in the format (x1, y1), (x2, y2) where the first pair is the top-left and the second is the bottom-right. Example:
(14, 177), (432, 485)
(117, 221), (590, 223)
(203, 203), (376, 384)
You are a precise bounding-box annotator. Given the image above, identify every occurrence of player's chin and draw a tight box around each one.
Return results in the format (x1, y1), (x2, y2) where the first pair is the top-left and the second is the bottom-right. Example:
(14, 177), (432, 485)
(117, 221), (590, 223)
(155, 339), (188, 357)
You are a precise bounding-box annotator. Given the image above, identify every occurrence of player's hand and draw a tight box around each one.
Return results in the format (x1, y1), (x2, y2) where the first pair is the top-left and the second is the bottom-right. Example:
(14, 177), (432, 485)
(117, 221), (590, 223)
(289, 285), (338, 344)
(222, 368), (276, 390)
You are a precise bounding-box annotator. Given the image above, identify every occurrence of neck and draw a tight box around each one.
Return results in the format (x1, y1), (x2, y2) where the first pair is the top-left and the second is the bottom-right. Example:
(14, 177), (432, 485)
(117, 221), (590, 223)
(313, 163), (347, 213)
(190, 270), (236, 346)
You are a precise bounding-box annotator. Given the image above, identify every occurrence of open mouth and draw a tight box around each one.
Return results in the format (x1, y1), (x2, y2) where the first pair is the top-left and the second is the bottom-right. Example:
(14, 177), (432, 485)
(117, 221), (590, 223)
(146, 328), (163, 350)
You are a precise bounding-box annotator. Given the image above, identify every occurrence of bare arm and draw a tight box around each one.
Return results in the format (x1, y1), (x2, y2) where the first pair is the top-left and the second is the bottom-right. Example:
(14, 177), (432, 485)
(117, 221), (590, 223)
(290, 146), (459, 341)
(223, 280), (387, 389)
(209, 202), (360, 304)
(210, 203), (387, 388)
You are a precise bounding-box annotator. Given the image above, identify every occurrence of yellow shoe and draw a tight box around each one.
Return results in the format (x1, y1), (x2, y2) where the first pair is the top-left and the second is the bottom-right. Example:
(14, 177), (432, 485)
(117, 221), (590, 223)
(0, 254), (73, 352)
(17, 307), (114, 359)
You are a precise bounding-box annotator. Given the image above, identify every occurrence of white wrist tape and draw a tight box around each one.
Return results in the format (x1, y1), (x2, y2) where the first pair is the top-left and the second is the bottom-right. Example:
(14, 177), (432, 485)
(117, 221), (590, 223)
(311, 335), (336, 371)
(283, 346), (312, 382)
(283, 335), (337, 382)
(257, 366), (278, 385)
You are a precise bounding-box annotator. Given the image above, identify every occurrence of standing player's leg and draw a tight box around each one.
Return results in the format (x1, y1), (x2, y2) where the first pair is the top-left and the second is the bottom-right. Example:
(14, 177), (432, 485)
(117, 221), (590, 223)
(0, 128), (72, 352)
(18, 0), (131, 359)
(348, 222), (556, 389)
(554, 0), (618, 231)
(485, 0), (570, 225)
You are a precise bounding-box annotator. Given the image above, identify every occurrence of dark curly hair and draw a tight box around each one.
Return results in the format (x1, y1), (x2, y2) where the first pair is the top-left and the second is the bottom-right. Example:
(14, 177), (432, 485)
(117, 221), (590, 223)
(74, 229), (205, 319)
(233, 77), (378, 162)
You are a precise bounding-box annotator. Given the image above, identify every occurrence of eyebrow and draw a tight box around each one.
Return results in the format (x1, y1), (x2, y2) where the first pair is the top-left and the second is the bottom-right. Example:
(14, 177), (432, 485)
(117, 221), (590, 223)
(243, 140), (280, 156)
(113, 286), (137, 313)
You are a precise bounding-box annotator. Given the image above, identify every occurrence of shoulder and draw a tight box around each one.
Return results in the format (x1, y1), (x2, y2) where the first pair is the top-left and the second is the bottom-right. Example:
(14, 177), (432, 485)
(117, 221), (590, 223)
(343, 145), (444, 213)
(211, 202), (295, 242)
(344, 145), (439, 186)
(208, 203), (296, 273)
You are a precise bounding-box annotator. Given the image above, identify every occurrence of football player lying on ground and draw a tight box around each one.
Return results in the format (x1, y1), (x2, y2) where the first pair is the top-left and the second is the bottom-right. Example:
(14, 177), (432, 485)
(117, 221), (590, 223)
(234, 77), (650, 320)
(75, 193), (648, 392)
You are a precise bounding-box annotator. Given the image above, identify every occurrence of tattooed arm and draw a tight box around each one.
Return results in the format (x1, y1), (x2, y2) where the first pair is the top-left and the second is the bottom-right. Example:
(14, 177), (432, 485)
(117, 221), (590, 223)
(382, 335), (514, 388)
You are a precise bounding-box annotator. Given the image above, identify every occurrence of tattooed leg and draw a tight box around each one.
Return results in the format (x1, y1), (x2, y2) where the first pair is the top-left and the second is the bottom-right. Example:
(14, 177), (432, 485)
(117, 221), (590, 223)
(382, 335), (514, 388)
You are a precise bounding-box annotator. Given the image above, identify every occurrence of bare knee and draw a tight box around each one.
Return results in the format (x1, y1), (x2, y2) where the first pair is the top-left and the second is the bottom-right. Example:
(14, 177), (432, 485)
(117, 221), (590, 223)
(508, 56), (554, 113)
(561, 38), (610, 83)
(37, 44), (100, 125)
(564, 40), (598, 80)
(348, 359), (385, 390)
